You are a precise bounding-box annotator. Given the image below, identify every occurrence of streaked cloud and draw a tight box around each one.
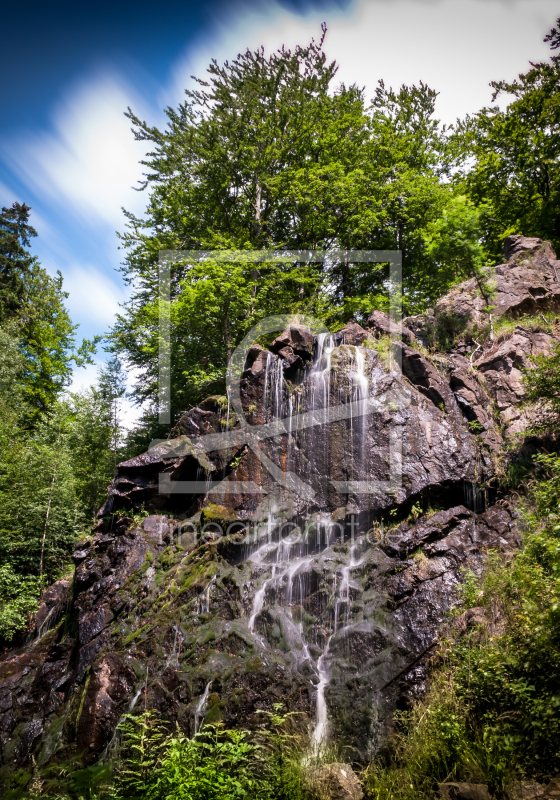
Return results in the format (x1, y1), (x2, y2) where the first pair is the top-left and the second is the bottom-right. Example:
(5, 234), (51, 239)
(61, 264), (129, 329)
(167, 0), (556, 126)
(4, 72), (152, 230)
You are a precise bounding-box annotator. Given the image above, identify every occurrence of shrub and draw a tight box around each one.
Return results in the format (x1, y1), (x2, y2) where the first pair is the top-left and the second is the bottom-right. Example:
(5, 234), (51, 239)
(0, 564), (41, 640)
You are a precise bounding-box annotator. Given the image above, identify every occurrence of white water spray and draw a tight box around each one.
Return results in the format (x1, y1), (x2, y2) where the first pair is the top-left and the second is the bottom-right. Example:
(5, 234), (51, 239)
(194, 682), (212, 734)
(247, 336), (371, 751)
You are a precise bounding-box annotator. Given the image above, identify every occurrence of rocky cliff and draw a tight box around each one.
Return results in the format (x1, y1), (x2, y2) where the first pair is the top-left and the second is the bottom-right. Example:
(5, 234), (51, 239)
(1, 236), (558, 789)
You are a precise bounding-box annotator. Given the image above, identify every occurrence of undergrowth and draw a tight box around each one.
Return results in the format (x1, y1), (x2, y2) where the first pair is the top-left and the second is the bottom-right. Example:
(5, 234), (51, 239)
(33, 705), (311, 800)
(364, 451), (560, 799)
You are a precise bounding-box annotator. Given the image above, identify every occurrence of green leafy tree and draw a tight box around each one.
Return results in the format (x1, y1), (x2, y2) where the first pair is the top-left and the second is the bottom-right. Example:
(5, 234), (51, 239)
(523, 341), (560, 432)
(69, 357), (127, 523)
(457, 18), (560, 255)
(0, 203), (97, 422)
(112, 31), (454, 426)
(0, 401), (81, 583)
(0, 564), (42, 641)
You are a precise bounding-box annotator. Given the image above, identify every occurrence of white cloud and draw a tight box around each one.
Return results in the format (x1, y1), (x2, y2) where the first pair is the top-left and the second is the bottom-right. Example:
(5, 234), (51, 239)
(62, 264), (128, 329)
(167, 0), (557, 125)
(3, 0), (558, 404)
(68, 361), (100, 394)
(324, 0), (557, 124)
(4, 72), (151, 230)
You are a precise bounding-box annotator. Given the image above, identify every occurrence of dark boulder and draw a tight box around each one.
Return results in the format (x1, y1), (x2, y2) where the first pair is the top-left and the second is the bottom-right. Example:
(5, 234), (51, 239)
(336, 320), (368, 346)
(365, 309), (416, 344)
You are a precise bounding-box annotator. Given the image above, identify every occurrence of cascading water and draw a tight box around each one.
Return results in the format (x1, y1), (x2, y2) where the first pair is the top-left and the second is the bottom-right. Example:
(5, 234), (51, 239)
(200, 575), (216, 615)
(194, 682), (212, 734)
(248, 335), (374, 751)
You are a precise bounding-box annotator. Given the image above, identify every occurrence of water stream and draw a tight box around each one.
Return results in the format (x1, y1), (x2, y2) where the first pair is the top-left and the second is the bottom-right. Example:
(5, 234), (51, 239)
(249, 336), (373, 750)
(194, 681), (212, 734)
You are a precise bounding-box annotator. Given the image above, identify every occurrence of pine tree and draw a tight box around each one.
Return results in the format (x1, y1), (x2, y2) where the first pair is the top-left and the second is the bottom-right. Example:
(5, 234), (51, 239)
(0, 202), (37, 321)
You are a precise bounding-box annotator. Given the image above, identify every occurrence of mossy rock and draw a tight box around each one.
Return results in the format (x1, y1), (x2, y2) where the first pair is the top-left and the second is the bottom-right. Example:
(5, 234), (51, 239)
(199, 395), (229, 412)
(200, 504), (237, 527)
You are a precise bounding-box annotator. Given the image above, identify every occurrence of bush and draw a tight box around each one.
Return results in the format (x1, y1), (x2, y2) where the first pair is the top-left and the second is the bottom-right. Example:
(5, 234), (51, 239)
(0, 564), (41, 640)
(40, 707), (306, 800)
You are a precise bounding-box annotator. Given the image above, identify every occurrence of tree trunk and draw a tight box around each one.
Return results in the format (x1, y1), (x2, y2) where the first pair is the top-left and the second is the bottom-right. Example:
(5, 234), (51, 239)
(254, 179), (262, 242)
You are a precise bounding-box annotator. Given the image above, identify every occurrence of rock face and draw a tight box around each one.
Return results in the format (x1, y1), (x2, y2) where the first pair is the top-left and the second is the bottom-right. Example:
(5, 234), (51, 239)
(472, 328), (558, 434)
(434, 235), (560, 329)
(366, 309), (416, 345)
(0, 237), (558, 791)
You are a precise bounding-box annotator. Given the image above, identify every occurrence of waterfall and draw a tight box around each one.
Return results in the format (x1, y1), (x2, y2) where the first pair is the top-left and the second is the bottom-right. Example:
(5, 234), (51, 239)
(312, 637), (332, 748)
(129, 689), (142, 711)
(194, 682), (212, 734)
(167, 625), (183, 668)
(247, 334), (372, 751)
(200, 576), (216, 615)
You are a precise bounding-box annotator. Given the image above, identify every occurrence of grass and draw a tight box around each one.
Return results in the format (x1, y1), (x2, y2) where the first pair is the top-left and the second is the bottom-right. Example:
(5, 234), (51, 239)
(363, 335), (394, 369)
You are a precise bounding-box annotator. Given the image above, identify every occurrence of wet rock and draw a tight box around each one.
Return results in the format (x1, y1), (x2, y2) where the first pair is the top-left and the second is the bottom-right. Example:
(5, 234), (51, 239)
(473, 328), (560, 433)
(268, 324), (315, 375)
(448, 358), (491, 427)
(365, 309), (416, 345)
(243, 344), (270, 379)
(99, 436), (218, 517)
(10, 719), (43, 764)
(439, 783), (491, 800)
(306, 762), (364, 800)
(392, 342), (456, 414)
(34, 579), (71, 631)
(1, 235), (553, 788)
(143, 515), (176, 544)
(402, 310), (435, 348)
(270, 324), (314, 360)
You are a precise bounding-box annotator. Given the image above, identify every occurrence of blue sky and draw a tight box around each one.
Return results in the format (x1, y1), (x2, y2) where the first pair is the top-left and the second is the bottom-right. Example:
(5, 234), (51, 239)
(0, 0), (557, 419)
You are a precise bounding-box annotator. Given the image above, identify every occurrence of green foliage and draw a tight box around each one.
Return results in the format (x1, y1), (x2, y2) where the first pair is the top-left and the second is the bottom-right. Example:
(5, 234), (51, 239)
(422, 195), (493, 305)
(0, 564), (42, 640)
(0, 203), (128, 593)
(364, 674), (472, 800)
(0, 202), (37, 321)
(523, 341), (560, 432)
(44, 708), (306, 800)
(0, 204), (97, 423)
(68, 357), (127, 522)
(0, 400), (82, 582)
(457, 18), (560, 256)
(366, 452), (560, 797)
(111, 29), (473, 429)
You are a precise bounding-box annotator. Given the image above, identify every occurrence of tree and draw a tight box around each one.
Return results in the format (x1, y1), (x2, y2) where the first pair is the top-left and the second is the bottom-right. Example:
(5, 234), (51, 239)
(0, 202), (37, 321)
(0, 400), (81, 584)
(422, 194), (498, 338)
(112, 30), (454, 424)
(523, 343), (560, 433)
(69, 357), (127, 522)
(0, 203), (97, 422)
(457, 19), (560, 256)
